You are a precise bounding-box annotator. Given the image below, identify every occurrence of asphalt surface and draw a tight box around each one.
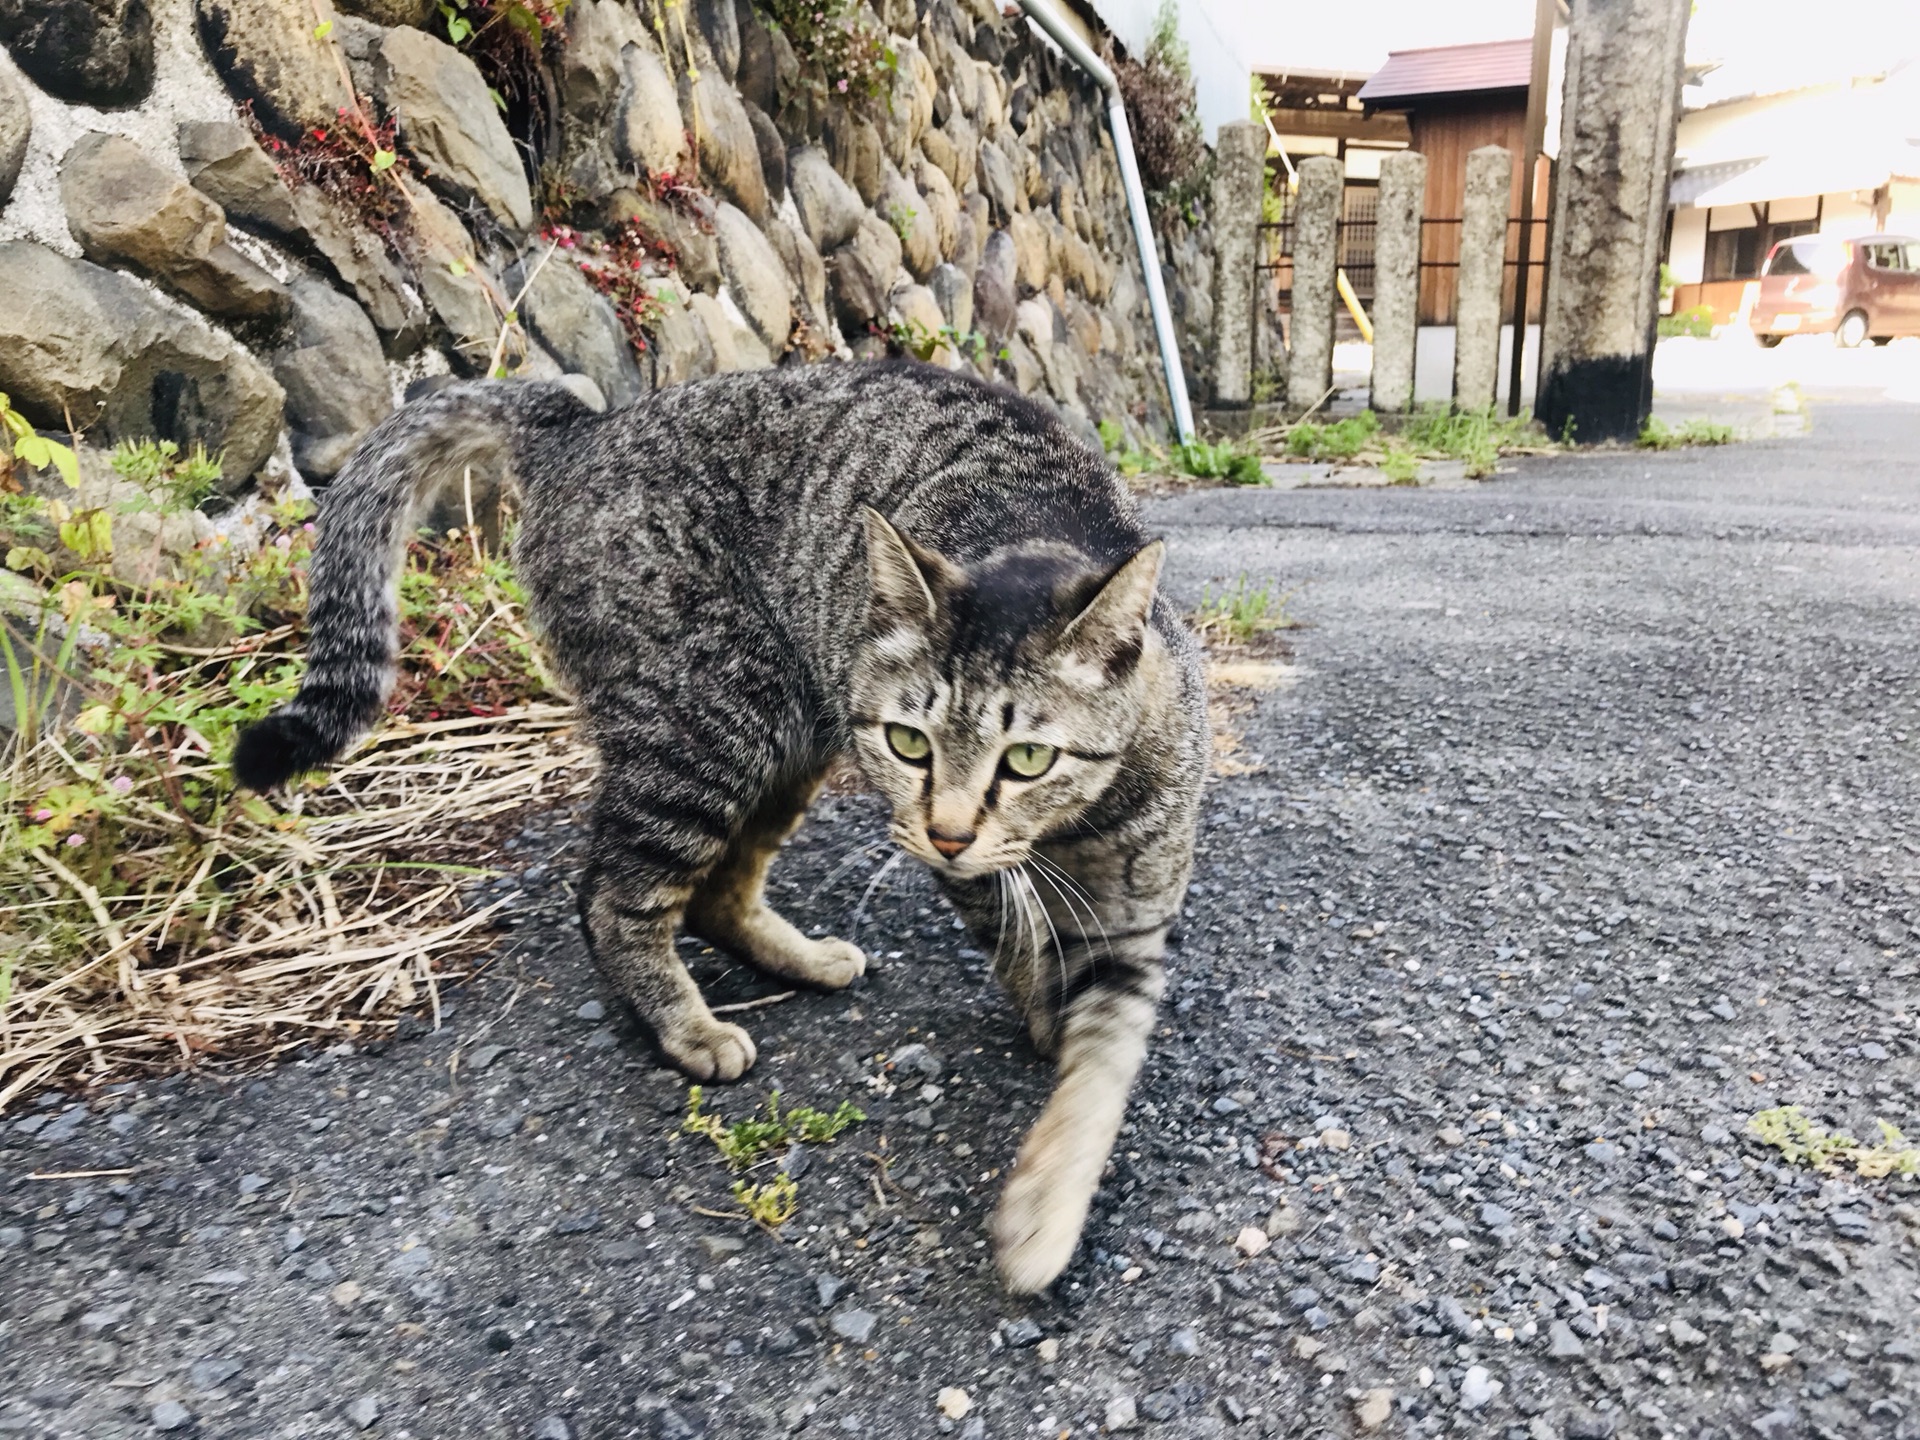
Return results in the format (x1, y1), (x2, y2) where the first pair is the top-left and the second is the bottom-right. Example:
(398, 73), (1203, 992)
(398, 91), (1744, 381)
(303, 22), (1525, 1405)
(6, 403), (1920, 1440)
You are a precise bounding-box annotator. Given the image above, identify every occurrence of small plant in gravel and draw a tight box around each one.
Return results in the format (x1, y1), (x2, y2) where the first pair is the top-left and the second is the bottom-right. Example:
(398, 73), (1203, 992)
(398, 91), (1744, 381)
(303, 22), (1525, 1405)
(1639, 416), (1735, 450)
(683, 1086), (865, 1169)
(730, 1172), (800, 1226)
(1379, 447), (1422, 485)
(1192, 575), (1293, 646)
(1749, 1107), (1920, 1179)
(1400, 406), (1537, 478)
(1100, 424), (1266, 486)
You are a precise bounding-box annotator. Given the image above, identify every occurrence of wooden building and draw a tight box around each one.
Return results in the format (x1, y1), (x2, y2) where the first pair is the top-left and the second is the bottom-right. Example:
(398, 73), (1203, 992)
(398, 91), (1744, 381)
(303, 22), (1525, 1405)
(1357, 38), (1555, 325)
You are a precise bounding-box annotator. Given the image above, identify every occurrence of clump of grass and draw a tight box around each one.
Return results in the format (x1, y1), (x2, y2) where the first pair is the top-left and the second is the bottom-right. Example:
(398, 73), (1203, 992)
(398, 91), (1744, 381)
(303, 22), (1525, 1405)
(1097, 422), (1266, 486)
(731, 1173), (799, 1227)
(683, 1086), (865, 1169)
(1379, 448), (1422, 485)
(1399, 406), (1535, 478)
(1639, 416), (1735, 449)
(109, 440), (224, 513)
(1749, 1106), (1919, 1179)
(1286, 410), (1379, 461)
(683, 1087), (865, 1227)
(1, 462), (582, 1108)
(1192, 574), (1293, 646)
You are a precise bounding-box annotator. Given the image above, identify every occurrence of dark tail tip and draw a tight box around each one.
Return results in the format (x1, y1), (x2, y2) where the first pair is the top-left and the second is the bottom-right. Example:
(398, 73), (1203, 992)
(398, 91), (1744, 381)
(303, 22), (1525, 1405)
(232, 709), (338, 791)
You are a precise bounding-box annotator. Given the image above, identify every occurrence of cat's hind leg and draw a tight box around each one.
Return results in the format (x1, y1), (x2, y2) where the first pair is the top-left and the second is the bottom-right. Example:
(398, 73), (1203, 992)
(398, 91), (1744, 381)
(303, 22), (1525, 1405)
(580, 756), (757, 1082)
(686, 772), (868, 990)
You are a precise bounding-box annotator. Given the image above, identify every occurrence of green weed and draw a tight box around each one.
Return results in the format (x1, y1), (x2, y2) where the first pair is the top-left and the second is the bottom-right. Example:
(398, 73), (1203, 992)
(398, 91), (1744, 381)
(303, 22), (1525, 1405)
(875, 316), (1003, 366)
(1286, 410), (1380, 461)
(1398, 405), (1534, 478)
(730, 1172), (800, 1227)
(110, 439), (224, 512)
(1172, 439), (1266, 485)
(1657, 304), (1716, 340)
(1639, 416), (1735, 449)
(1192, 574), (1292, 645)
(683, 1086), (865, 1170)
(1749, 1106), (1919, 1180)
(1, 394), (80, 490)
(1379, 448), (1422, 485)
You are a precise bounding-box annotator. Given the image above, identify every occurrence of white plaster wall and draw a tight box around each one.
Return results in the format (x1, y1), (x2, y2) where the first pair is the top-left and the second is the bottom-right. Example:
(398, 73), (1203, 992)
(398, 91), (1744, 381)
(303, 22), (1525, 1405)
(1088, 0), (1250, 143)
(1408, 324), (1541, 410)
(1669, 208), (1708, 284)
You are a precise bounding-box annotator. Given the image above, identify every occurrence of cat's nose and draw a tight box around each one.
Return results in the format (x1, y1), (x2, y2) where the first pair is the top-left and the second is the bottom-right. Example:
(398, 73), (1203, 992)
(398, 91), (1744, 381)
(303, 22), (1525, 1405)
(927, 826), (975, 858)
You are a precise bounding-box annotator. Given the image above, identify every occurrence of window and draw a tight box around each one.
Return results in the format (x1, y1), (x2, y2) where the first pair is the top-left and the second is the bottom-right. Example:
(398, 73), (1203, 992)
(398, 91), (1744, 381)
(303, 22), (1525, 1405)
(1699, 201), (1826, 280)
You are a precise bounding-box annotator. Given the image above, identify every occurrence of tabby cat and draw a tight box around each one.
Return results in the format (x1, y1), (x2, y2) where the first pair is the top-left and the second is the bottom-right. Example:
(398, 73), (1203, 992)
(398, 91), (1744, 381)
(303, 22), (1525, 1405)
(235, 363), (1209, 1292)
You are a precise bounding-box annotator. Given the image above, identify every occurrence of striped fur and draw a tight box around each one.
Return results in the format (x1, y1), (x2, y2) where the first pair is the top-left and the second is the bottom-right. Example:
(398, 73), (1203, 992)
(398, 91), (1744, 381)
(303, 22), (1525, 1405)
(236, 362), (1209, 1292)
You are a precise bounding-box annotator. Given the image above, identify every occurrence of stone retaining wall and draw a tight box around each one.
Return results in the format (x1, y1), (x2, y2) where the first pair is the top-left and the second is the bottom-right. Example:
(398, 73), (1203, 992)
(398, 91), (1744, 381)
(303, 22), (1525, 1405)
(0, 0), (1219, 498)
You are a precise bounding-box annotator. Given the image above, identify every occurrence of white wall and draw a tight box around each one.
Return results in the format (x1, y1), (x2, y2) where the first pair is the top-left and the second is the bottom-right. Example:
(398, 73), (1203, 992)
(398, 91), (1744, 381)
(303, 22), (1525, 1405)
(1087, 0), (1252, 143)
(1669, 208), (1708, 284)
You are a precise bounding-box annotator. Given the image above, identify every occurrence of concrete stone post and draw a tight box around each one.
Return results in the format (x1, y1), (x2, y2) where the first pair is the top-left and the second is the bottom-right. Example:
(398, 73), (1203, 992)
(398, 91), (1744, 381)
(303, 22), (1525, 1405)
(1453, 145), (1513, 412)
(1537, 0), (1692, 442)
(1286, 155), (1341, 417)
(1208, 120), (1266, 407)
(1370, 150), (1425, 413)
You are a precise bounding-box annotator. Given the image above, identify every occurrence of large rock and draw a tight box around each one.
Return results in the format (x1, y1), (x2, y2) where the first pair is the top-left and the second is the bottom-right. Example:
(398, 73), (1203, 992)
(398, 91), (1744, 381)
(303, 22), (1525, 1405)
(976, 138), (1020, 223)
(973, 226), (1016, 341)
(403, 188), (501, 369)
(556, 0), (628, 126)
(823, 110), (883, 206)
(0, 0), (153, 107)
(766, 216), (827, 333)
(788, 146), (863, 254)
(929, 261), (972, 337)
(826, 211), (903, 333)
(609, 188), (720, 294)
(684, 64), (767, 222)
(650, 295), (715, 388)
(690, 0), (736, 79)
(0, 242), (285, 484)
(180, 120), (427, 349)
(333, 0), (435, 27)
(1006, 210), (1050, 295)
(687, 291), (770, 372)
(60, 132), (289, 324)
(178, 119), (300, 240)
(372, 25), (534, 231)
(891, 282), (954, 365)
(273, 278), (392, 479)
(513, 254), (646, 408)
(615, 40), (688, 178)
(0, 66), (29, 206)
(882, 166), (940, 281)
(734, 9), (778, 115)
(915, 155), (960, 263)
(743, 100), (785, 209)
(194, 0), (350, 140)
(711, 202), (792, 353)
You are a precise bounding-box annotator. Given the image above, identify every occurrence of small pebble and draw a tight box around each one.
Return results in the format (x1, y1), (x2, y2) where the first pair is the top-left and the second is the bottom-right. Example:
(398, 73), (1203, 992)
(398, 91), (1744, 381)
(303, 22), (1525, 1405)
(936, 1387), (971, 1420)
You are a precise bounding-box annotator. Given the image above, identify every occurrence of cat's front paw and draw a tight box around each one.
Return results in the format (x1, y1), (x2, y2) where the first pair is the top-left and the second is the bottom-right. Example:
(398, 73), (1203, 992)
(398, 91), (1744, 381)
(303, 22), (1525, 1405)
(659, 1017), (757, 1082)
(992, 1165), (1091, 1294)
(793, 936), (867, 990)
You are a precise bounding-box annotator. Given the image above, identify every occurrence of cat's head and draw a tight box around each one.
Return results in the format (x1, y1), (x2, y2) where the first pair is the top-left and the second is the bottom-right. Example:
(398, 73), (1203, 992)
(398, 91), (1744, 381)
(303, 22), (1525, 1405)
(848, 509), (1165, 879)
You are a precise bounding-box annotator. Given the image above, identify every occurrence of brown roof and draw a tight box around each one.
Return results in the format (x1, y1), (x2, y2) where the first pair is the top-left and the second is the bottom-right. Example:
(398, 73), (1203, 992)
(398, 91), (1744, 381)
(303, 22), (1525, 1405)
(1357, 39), (1533, 106)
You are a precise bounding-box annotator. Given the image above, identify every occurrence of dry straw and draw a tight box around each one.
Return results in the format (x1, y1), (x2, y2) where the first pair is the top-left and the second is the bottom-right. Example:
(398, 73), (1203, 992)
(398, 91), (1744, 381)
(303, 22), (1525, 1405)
(0, 694), (593, 1110)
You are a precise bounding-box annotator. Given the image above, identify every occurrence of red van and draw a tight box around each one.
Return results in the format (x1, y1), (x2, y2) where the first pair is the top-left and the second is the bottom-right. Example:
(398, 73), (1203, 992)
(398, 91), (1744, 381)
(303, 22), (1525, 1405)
(1750, 235), (1920, 347)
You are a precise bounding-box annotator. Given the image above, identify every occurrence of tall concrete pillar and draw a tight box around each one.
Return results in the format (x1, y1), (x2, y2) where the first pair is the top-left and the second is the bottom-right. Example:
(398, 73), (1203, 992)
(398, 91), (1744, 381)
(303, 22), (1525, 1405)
(1370, 150), (1425, 413)
(1454, 145), (1513, 412)
(1537, 0), (1692, 442)
(1208, 120), (1266, 407)
(1286, 155), (1341, 417)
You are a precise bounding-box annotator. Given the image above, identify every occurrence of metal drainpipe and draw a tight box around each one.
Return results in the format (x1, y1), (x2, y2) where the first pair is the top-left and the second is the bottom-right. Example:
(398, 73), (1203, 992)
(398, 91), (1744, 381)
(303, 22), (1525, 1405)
(1010, 0), (1197, 443)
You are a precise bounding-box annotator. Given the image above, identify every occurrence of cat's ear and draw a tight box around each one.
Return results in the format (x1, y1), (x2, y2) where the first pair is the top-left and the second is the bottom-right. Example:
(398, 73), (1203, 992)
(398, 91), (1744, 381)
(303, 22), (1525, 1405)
(862, 508), (959, 629)
(1057, 541), (1164, 681)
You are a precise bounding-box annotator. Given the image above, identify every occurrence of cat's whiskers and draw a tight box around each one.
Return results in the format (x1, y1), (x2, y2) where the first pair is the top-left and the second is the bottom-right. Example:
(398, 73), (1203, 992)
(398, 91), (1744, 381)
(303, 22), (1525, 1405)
(808, 838), (893, 903)
(851, 851), (905, 938)
(1015, 864), (1068, 999)
(1028, 853), (1110, 961)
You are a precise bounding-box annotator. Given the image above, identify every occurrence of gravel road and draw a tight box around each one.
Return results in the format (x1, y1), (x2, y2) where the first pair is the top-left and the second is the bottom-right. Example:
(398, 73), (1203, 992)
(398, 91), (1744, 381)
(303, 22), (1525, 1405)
(5, 405), (1919, 1440)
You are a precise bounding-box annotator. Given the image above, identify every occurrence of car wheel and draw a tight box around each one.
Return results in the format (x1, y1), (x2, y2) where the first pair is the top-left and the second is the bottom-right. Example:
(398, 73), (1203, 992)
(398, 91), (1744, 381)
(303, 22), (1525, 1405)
(1756, 334), (1783, 349)
(1837, 310), (1870, 348)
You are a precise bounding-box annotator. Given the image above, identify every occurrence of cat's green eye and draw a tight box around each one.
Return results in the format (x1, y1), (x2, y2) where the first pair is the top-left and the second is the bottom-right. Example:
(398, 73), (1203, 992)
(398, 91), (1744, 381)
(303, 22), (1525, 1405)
(885, 724), (932, 762)
(1002, 742), (1057, 779)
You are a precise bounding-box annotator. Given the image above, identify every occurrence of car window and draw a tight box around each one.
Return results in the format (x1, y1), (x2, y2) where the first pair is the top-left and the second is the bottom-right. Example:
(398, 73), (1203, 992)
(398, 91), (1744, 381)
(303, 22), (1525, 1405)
(1905, 243), (1920, 271)
(1766, 241), (1846, 277)
(1866, 242), (1906, 270)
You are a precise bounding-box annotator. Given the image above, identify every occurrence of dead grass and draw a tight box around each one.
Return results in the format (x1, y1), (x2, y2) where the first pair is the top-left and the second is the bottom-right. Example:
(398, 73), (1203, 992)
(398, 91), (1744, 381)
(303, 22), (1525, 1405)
(1, 701), (592, 1109)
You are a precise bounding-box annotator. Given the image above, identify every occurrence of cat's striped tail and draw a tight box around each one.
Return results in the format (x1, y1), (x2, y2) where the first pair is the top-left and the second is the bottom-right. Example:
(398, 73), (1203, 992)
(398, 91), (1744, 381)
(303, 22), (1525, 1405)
(232, 379), (591, 791)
